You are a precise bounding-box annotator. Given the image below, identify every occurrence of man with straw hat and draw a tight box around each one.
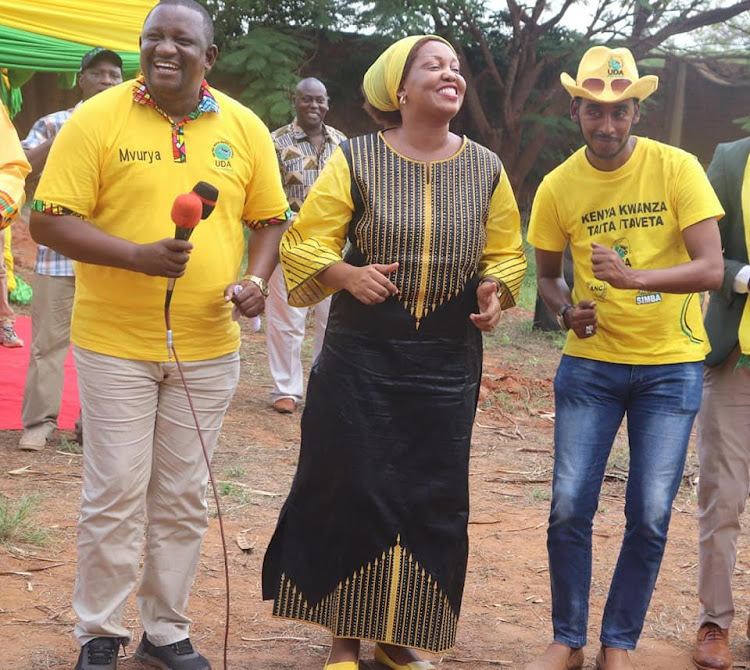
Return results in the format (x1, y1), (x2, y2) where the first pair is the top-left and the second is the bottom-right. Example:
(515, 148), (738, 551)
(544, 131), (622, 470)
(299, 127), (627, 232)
(691, 135), (750, 670)
(525, 45), (724, 670)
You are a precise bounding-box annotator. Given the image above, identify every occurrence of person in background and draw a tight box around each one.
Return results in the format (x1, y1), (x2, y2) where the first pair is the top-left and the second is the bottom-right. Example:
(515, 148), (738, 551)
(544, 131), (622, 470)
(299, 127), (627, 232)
(691, 136), (750, 670)
(262, 34), (526, 670)
(266, 77), (346, 414)
(29, 1), (289, 668)
(0, 104), (31, 347)
(525, 46), (723, 670)
(18, 46), (123, 451)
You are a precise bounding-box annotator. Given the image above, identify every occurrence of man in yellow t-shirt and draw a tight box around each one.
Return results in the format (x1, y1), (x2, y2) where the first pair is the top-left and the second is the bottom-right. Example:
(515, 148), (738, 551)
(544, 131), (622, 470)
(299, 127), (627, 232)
(525, 46), (724, 670)
(30, 1), (289, 668)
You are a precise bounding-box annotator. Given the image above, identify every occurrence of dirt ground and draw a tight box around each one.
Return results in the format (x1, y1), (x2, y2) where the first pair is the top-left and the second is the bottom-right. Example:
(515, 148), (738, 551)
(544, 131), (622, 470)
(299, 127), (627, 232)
(3, 225), (750, 669)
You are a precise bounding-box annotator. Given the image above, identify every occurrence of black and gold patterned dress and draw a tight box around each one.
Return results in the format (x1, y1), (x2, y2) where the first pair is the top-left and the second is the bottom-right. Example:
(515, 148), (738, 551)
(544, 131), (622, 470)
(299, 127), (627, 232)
(262, 131), (526, 652)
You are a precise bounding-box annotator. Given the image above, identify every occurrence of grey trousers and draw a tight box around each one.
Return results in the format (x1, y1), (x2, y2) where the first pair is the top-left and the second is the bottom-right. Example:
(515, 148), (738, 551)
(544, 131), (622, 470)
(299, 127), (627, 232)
(697, 346), (750, 628)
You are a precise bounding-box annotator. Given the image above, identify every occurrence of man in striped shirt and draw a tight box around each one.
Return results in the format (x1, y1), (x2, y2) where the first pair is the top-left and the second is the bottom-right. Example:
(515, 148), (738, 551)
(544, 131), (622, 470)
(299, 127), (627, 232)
(267, 78), (346, 414)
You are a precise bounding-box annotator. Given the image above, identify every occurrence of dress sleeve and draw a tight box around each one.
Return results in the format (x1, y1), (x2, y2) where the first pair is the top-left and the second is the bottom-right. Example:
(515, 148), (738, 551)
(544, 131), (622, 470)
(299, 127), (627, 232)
(0, 105), (31, 229)
(478, 167), (527, 309)
(280, 146), (354, 307)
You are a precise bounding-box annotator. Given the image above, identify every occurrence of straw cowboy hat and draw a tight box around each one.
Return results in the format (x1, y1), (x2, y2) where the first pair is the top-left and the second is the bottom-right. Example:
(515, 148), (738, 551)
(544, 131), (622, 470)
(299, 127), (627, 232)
(561, 46), (658, 103)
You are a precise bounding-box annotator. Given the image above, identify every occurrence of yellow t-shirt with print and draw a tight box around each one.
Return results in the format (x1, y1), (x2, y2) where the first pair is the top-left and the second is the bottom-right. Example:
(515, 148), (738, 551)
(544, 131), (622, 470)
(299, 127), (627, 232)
(34, 80), (288, 362)
(527, 137), (724, 365)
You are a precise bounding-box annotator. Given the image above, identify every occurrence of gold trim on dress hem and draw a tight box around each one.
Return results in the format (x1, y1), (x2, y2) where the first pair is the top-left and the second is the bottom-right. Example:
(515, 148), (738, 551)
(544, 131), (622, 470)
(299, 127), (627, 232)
(272, 536), (459, 652)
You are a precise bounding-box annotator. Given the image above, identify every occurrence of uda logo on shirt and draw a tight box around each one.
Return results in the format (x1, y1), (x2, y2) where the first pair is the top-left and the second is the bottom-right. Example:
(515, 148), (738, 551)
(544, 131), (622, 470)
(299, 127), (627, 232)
(212, 141), (234, 171)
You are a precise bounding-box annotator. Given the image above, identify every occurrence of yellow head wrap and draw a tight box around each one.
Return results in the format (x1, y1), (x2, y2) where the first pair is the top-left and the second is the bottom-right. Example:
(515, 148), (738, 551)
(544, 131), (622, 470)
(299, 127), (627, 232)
(363, 35), (456, 112)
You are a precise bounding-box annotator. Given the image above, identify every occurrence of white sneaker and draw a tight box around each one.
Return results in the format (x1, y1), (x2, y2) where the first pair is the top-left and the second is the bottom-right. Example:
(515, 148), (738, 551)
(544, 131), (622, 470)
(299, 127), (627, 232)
(18, 424), (56, 451)
(1, 325), (23, 348)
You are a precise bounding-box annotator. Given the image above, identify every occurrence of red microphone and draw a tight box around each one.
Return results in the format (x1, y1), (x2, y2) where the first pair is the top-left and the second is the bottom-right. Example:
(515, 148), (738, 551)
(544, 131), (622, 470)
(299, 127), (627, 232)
(171, 191), (203, 241)
(165, 192), (203, 316)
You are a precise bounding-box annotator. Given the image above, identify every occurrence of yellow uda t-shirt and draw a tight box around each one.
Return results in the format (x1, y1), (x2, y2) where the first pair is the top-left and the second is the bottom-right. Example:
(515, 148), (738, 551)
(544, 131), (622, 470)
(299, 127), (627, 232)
(35, 81), (288, 361)
(527, 137), (724, 365)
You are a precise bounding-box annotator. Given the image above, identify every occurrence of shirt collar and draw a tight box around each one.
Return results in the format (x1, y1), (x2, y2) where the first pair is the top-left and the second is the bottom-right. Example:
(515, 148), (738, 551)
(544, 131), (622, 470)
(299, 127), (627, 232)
(132, 76), (220, 118)
(290, 118), (333, 143)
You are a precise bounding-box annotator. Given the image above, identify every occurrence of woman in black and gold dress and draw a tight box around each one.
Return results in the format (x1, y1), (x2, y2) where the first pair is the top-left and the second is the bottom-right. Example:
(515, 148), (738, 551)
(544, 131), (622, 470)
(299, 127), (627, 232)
(262, 35), (527, 670)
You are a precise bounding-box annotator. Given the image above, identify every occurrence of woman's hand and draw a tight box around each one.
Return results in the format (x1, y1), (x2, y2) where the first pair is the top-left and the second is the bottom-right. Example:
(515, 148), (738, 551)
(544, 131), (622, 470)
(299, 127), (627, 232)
(470, 280), (502, 332)
(343, 262), (399, 305)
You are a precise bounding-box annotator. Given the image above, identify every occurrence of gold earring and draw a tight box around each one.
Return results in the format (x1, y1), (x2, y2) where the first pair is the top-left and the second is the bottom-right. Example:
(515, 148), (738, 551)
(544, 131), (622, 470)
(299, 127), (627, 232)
(398, 93), (407, 106)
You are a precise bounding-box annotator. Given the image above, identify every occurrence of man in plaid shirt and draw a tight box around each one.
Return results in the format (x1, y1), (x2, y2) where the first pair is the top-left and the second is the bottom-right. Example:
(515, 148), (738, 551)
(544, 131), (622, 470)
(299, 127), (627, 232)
(18, 47), (122, 451)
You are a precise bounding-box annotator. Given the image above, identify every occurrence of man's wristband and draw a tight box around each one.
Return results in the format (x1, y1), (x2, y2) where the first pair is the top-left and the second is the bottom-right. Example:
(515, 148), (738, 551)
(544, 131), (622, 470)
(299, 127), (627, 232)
(556, 303), (574, 330)
(242, 274), (269, 297)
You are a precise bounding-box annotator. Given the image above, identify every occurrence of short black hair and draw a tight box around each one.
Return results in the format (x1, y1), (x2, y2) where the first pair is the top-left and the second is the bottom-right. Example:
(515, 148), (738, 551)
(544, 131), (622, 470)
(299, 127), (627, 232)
(146, 0), (215, 45)
(362, 97), (402, 128)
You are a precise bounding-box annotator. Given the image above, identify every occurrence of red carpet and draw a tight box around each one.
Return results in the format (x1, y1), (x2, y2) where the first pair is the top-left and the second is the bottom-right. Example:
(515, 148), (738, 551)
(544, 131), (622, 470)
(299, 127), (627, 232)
(0, 316), (80, 430)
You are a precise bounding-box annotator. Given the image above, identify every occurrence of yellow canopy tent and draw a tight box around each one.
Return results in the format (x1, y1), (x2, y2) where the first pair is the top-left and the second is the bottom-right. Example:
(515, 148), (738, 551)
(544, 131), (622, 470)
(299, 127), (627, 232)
(0, 0), (156, 299)
(0, 0), (157, 115)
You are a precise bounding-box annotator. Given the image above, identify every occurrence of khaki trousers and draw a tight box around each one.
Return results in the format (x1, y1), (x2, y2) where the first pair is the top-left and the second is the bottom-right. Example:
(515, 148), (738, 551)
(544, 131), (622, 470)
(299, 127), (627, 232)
(72, 347), (240, 647)
(21, 273), (75, 430)
(697, 346), (750, 628)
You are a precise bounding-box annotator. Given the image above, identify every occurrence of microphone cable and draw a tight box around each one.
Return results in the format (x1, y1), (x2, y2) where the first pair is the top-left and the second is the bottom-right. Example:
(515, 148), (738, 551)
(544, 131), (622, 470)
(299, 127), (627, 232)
(164, 311), (231, 669)
(164, 185), (231, 669)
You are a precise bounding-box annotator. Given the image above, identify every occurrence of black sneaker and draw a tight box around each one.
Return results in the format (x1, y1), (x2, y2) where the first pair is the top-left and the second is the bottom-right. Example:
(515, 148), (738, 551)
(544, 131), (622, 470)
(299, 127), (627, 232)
(134, 632), (211, 669)
(74, 637), (123, 669)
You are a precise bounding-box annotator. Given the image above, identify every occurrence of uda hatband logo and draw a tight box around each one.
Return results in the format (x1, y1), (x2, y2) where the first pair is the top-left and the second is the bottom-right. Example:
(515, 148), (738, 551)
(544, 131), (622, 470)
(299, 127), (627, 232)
(607, 56), (624, 77)
(213, 141), (234, 170)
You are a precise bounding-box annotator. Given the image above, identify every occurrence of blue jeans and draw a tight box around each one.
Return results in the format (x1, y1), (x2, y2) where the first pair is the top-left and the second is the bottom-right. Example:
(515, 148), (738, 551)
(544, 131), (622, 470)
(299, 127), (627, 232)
(548, 355), (703, 649)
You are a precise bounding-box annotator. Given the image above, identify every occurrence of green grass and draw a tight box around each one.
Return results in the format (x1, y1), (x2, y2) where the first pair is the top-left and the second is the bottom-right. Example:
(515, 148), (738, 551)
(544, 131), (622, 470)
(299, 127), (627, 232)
(518, 239), (537, 312)
(224, 466), (246, 479)
(217, 481), (251, 504)
(0, 495), (50, 547)
(59, 437), (83, 454)
(530, 487), (551, 502)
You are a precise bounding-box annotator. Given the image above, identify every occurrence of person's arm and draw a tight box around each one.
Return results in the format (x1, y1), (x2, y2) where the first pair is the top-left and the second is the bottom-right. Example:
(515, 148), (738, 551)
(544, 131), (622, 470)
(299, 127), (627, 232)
(29, 210), (192, 277)
(279, 147), (361, 307)
(227, 222), (289, 317)
(475, 166), (527, 330)
(0, 105), (31, 229)
(591, 217), (723, 293)
(706, 142), (750, 301)
(536, 248), (597, 339)
(23, 137), (55, 176)
(317, 260), (399, 304)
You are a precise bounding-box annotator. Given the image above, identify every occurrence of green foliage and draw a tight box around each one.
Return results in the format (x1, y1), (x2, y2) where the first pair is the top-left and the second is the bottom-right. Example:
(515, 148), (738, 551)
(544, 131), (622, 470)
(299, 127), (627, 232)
(733, 115), (750, 132)
(212, 27), (309, 127)
(356, 0), (489, 37)
(200, 0), (354, 48)
(0, 495), (50, 547)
